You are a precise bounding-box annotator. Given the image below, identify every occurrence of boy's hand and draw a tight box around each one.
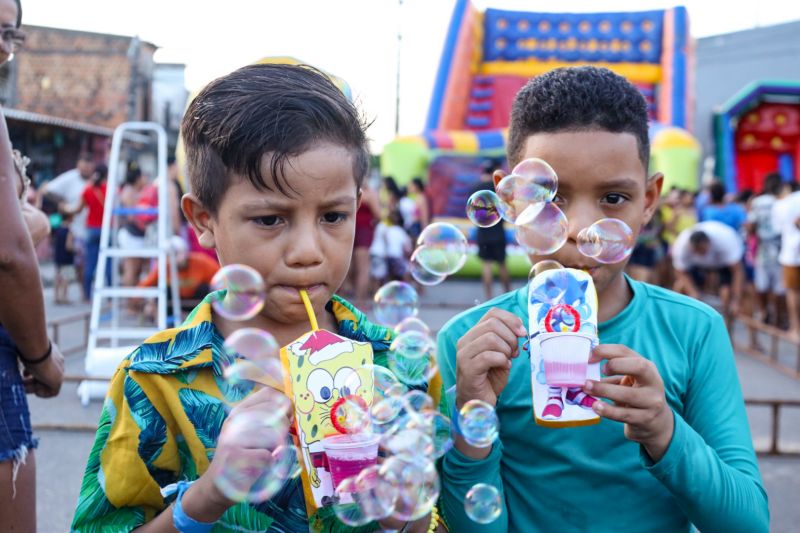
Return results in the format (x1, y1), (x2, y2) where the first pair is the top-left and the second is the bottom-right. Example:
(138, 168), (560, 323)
(187, 388), (291, 520)
(22, 343), (65, 398)
(584, 344), (674, 462)
(455, 308), (526, 410)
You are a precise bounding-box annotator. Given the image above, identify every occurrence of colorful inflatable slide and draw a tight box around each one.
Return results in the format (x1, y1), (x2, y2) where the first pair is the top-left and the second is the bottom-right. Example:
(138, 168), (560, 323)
(381, 1), (696, 276)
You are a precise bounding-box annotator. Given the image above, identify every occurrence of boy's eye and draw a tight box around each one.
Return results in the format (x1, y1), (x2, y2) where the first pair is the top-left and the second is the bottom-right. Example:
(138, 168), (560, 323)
(602, 193), (628, 205)
(322, 212), (347, 224)
(255, 215), (281, 227)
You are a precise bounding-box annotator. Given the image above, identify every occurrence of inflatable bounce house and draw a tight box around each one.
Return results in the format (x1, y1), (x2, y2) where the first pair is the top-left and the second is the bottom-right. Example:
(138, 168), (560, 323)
(714, 80), (800, 194)
(381, 1), (696, 276)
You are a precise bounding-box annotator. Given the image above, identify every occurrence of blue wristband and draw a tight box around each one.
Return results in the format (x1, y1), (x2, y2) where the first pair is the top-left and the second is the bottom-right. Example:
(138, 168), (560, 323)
(167, 480), (215, 533)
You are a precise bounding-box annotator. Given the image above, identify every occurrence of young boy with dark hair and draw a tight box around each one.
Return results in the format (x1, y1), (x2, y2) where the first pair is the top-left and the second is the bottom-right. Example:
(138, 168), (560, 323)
(72, 64), (440, 533)
(437, 66), (768, 532)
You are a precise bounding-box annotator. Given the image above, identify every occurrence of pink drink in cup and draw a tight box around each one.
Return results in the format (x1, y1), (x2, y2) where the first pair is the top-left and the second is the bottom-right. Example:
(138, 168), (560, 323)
(322, 433), (380, 488)
(539, 332), (594, 387)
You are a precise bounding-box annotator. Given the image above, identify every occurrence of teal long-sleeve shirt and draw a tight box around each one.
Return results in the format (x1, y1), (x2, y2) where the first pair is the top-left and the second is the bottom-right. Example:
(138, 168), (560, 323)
(436, 278), (768, 532)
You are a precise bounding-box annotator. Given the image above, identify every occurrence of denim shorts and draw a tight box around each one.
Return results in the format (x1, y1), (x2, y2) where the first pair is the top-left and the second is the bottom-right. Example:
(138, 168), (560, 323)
(0, 326), (37, 464)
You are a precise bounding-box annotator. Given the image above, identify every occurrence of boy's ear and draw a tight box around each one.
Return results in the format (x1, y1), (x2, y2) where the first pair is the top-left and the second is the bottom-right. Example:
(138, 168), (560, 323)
(642, 172), (665, 225)
(181, 193), (216, 249)
(492, 169), (507, 189)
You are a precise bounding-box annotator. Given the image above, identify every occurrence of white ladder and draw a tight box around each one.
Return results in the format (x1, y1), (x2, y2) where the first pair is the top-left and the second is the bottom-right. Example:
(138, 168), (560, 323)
(78, 122), (182, 405)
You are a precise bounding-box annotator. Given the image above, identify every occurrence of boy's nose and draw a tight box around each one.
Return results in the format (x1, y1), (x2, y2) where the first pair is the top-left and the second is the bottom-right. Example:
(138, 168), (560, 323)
(284, 227), (325, 267)
(564, 204), (599, 243)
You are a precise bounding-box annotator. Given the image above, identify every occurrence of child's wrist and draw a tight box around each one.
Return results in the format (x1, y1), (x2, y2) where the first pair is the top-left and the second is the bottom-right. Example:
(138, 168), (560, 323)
(182, 476), (232, 522)
(642, 409), (675, 463)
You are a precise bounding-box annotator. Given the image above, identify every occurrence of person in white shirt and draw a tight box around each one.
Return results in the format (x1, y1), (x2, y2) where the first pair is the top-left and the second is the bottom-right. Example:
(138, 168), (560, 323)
(771, 184), (800, 336)
(369, 209), (411, 284)
(39, 153), (95, 300)
(746, 173), (785, 325)
(672, 220), (744, 319)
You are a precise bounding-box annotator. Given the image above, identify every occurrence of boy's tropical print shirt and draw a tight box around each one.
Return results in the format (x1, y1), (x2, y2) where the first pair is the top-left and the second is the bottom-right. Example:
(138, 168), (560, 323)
(71, 293), (442, 532)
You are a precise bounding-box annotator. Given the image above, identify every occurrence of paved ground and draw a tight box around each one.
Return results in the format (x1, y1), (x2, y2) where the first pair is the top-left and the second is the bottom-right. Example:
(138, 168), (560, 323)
(27, 273), (800, 531)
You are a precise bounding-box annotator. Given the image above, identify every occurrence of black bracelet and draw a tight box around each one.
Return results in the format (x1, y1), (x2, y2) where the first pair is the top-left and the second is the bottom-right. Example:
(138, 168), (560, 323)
(17, 340), (53, 365)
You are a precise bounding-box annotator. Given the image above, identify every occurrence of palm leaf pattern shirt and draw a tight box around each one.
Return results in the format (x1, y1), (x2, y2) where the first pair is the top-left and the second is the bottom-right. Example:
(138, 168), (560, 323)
(71, 292), (443, 533)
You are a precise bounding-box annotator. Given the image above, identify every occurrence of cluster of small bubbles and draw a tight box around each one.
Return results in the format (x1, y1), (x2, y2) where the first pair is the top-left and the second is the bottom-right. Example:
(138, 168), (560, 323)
(494, 158), (558, 224)
(529, 259), (565, 281)
(373, 281), (419, 327)
(212, 406), (291, 503)
(465, 483), (503, 524)
(379, 455), (441, 521)
(458, 399), (499, 448)
(466, 189), (503, 228)
(415, 222), (469, 276)
(577, 218), (635, 264)
(333, 464), (399, 526)
(514, 202), (569, 255)
(210, 264), (266, 321)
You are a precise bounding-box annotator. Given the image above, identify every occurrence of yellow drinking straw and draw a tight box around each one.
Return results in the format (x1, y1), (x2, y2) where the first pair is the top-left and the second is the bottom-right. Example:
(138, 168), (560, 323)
(299, 289), (319, 331)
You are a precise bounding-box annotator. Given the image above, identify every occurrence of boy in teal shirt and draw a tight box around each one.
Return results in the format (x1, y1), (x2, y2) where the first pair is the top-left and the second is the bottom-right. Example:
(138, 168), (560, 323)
(437, 67), (768, 532)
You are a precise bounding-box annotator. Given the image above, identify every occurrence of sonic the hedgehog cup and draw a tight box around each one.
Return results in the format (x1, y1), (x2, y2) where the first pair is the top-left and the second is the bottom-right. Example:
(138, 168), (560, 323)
(528, 268), (601, 427)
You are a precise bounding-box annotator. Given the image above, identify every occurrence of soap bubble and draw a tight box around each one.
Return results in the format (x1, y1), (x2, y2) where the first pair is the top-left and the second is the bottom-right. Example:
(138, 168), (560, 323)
(271, 443), (302, 480)
(211, 264), (266, 321)
(333, 465), (399, 525)
(465, 483), (502, 524)
(381, 427), (434, 459)
(529, 260), (564, 281)
(332, 476), (373, 526)
(388, 331), (438, 386)
(515, 202), (568, 255)
(577, 218), (635, 264)
(374, 281), (419, 327)
(394, 316), (431, 337)
(402, 389), (435, 415)
(331, 395), (371, 434)
(409, 247), (447, 286)
(415, 223), (468, 276)
(495, 159), (558, 224)
(213, 410), (289, 503)
(380, 455), (440, 521)
(346, 365), (406, 427)
(222, 328), (286, 404)
(408, 411), (453, 459)
(511, 158), (558, 202)
(458, 399), (499, 448)
(466, 190), (502, 228)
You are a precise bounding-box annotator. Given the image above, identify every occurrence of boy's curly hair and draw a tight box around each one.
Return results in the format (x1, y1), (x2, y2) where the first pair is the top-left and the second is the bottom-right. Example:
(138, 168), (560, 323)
(508, 66), (650, 170)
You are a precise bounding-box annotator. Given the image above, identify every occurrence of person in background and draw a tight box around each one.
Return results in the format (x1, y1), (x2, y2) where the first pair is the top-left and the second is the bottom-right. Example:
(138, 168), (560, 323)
(672, 220), (745, 321)
(0, 2), (65, 530)
(380, 176), (403, 221)
(399, 177), (430, 240)
(117, 165), (149, 291)
(352, 180), (379, 307)
(700, 181), (747, 231)
(474, 160), (510, 300)
(137, 236), (219, 320)
(52, 212), (75, 304)
(39, 152), (95, 300)
(62, 163), (109, 300)
(167, 155), (187, 237)
(771, 181), (800, 338)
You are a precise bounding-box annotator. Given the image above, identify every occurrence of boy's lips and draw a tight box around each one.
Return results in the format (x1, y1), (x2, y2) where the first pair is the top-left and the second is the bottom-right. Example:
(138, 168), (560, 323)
(275, 283), (325, 295)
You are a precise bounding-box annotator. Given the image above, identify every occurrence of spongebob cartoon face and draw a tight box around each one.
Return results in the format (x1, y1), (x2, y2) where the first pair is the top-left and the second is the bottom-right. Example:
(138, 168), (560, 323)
(282, 328), (374, 502)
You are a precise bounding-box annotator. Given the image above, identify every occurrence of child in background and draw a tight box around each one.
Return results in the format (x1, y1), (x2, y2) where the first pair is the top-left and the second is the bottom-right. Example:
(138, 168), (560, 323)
(371, 209), (412, 284)
(72, 64), (442, 533)
(52, 212), (75, 304)
(437, 66), (767, 532)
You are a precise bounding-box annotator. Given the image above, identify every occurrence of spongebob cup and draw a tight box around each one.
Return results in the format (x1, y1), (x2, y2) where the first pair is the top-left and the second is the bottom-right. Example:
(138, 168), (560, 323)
(281, 328), (374, 507)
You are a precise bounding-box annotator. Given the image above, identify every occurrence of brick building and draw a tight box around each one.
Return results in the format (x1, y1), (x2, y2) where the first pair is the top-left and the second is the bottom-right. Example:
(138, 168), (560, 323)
(0, 25), (162, 184)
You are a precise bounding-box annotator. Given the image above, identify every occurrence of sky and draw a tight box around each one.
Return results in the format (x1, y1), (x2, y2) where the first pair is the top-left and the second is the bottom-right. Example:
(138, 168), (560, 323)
(21, 0), (800, 151)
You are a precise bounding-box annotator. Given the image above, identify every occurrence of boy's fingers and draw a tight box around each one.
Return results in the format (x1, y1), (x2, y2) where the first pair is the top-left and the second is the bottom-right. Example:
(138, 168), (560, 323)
(585, 381), (648, 408)
(464, 330), (518, 360)
(599, 375), (626, 385)
(462, 350), (511, 375)
(590, 344), (639, 363)
(592, 401), (645, 425)
(479, 308), (527, 337)
(603, 357), (658, 382)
